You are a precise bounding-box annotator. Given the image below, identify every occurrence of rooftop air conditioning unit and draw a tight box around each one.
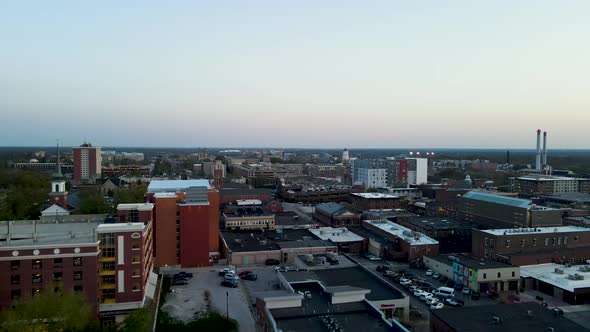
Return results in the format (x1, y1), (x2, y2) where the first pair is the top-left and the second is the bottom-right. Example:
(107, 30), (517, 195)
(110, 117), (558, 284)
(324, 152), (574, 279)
(567, 274), (577, 280)
(575, 274), (585, 280)
(554, 268), (564, 274)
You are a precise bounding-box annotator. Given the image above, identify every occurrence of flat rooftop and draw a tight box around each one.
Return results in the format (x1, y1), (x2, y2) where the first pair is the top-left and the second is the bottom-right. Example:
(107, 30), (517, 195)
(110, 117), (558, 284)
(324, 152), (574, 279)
(270, 283), (391, 332)
(520, 263), (590, 292)
(429, 302), (589, 332)
(431, 254), (515, 270)
(117, 203), (154, 211)
(223, 207), (273, 218)
(518, 175), (584, 181)
(363, 220), (439, 245)
(308, 227), (365, 243)
(282, 266), (404, 301)
(221, 229), (332, 252)
(542, 192), (590, 203)
(0, 220), (100, 247)
(479, 226), (590, 236)
(96, 222), (145, 233)
(399, 216), (472, 231)
(147, 179), (211, 192)
(351, 193), (400, 199)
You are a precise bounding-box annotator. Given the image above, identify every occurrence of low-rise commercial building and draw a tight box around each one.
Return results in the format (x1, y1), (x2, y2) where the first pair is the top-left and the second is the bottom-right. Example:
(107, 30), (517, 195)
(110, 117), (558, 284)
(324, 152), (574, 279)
(277, 176), (361, 204)
(424, 254), (519, 293)
(521, 263), (590, 305)
(395, 217), (472, 253)
(308, 227), (366, 254)
(430, 302), (588, 332)
(511, 175), (590, 195)
(472, 226), (590, 266)
(458, 191), (562, 228)
(314, 202), (360, 227)
(350, 193), (403, 212)
(362, 220), (439, 262)
(222, 205), (276, 231)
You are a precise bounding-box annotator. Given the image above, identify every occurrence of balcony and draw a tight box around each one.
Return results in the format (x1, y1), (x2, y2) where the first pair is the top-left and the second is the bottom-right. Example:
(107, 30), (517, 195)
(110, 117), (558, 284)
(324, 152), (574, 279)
(100, 283), (116, 290)
(99, 270), (116, 276)
(101, 298), (116, 304)
(99, 256), (115, 262)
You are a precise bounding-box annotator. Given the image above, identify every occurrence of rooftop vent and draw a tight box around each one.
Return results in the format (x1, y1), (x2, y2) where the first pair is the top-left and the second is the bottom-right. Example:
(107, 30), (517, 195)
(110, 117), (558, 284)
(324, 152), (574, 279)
(555, 268), (564, 274)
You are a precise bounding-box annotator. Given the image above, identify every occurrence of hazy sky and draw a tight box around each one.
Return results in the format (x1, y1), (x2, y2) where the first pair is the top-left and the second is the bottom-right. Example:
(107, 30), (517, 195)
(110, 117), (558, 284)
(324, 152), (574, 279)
(1, 1), (589, 148)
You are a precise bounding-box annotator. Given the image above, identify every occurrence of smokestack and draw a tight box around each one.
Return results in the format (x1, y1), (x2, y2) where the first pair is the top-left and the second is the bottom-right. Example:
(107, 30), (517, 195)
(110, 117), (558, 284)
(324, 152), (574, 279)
(535, 129), (541, 171)
(542, 131), (547, 166)
(506, 150), (510, 164)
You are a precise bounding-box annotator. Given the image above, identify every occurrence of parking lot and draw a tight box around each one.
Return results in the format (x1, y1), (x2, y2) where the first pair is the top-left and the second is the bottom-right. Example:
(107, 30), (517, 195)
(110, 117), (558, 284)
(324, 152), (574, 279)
(161, 269), (257, 332)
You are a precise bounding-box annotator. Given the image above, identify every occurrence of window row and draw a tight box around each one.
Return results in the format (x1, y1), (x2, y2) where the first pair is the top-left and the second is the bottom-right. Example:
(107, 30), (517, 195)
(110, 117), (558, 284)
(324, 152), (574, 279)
(12, 258), (83, 271)
(10, 271), (83, 285)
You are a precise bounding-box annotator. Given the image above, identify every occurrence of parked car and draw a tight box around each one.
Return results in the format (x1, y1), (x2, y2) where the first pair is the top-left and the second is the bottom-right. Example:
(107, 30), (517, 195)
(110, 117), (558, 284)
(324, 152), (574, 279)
(426, 297), (439, 306)
(414, 289), (426, 297)
(400, 278), (412, 286)
(222, 279), (238, 288)
(265, 259), (280, 266)
(274, 266), (288, 272)
(432, 273), (440, 279)
(238, 270), (253, 277)
(471, 292), (481, 300)
(439, 276), (448, 284)
(224, 274), (240, 282)
(409, 285), (419, 293)
(420, 293), (433, 301)
(444, 298), (463, 307)
(242, 272), (258, 281)
(430, 302), (444, 309)
(176, 271), (193, 279)
(425, 270), (434, 276)
(376, 265), (390, 272)
(173, 279), (188, 286)
(462, 287), (471, 295)
(218, 268), (235, 276)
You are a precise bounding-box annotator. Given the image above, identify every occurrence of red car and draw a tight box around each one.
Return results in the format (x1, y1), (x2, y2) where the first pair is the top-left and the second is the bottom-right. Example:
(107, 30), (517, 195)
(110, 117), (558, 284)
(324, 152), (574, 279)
(238, 270), (253, 277)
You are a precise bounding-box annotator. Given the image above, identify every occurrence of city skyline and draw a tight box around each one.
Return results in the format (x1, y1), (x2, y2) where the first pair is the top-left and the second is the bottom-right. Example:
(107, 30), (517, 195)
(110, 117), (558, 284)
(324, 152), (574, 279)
(2, 1), (590, 148)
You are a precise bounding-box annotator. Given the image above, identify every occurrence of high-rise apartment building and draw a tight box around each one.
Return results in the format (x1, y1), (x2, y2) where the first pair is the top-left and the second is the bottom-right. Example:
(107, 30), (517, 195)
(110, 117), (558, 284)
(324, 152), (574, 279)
(73, 142), (102, 183)
(352, 157), (425, 189)
(146, 180), (220, 267)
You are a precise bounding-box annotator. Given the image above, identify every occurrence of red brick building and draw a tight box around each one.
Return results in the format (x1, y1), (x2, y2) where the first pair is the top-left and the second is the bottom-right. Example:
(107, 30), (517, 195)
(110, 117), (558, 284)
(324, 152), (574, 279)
(72, 142), (102, 183)
(350, 193), (403, 212)
(146, 180), (220, 267)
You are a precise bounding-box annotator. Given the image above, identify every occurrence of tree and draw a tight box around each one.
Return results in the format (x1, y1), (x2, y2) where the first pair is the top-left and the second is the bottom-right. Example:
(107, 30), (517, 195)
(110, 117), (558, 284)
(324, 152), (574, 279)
(112, 185), (147, 207)
(0, 289), (96, 332)
(119, 307), (150, 332)
(76, 189), (109, 214)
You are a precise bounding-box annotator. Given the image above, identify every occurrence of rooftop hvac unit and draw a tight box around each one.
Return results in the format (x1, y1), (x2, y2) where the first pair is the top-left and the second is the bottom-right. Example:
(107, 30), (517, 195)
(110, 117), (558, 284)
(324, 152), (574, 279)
(575, 274), (585, 280)
(567, 274), (577, 280)
(555, 268), (564, 274)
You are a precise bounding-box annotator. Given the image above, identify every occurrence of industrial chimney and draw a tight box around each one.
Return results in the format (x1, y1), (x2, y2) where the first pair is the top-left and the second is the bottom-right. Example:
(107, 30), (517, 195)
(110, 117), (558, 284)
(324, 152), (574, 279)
(542, 131), (548, 166)
(536, 129), (541, 171)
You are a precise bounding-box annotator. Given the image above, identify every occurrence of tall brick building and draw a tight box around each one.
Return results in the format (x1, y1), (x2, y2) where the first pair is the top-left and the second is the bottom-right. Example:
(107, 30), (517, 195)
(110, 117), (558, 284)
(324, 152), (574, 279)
(72, 142), (102, 183)
(146, 180), (220, 267)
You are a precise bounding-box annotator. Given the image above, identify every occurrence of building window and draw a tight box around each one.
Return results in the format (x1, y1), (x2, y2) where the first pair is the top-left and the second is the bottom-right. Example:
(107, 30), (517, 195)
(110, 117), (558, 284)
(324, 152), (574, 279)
(132, 269), (141, 277)
(52, 272), (63, 281)
(521, 239), (525, 247)
(73, 271), (83, 281)
(132, 256), (140, 264)
(102, 247), (115, 258)
(132, 242), (140, 250)
(53, 258), (63, 268)
(73, 257), (82, 266)
(505, 240), (510, 248)
(102, 275), (115, 284)
(564, 237), (568, 244)
(32, 273), (42, 283)
(483, 273), (487, 279)
(11, 289), (21, 301)
(575, 236), (579, 241)
(100, 233), (115, 246)
(11, 275), (20, 285)
(545, 238), (549, 246)
(11, 261), (20, 271)
(102, 262), (115, 270)
(498, 272), (501, 278)
(74, 285), (83, 293)
(32, 260), (42, 270)
(32, 288), (41, 297)
(132, 284), (141, 292)
(533, 238), (537, 246)
(512, 271), (515, 277)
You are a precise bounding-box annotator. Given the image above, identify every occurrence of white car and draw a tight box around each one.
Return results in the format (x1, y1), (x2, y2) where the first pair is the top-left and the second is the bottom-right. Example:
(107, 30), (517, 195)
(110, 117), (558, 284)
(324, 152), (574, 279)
(426, 297), (439, 305)
(414, 289), (426, 297)
(425, 270), (434, 276)
(430, 302), (444, 309)
(409, 285), (419, 292)
(420, 293), (433, 301)
(400, 278), (411, 286)
(462, 287), (471, 295)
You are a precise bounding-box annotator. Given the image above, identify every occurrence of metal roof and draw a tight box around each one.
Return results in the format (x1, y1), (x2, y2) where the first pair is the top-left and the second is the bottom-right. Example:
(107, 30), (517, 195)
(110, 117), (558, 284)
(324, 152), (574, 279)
(147, 179), (211, 192)
(462, 191), (531, 209)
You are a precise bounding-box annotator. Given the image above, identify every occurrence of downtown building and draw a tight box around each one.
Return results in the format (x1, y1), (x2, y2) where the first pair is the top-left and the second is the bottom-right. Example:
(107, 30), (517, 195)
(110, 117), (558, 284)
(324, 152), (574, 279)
(72, 142), (102, 183)
(510, 175), (590, 195)
(0, 208), (156, 324)
(146, 179), (220, 267)
(351, 157), (427, 189)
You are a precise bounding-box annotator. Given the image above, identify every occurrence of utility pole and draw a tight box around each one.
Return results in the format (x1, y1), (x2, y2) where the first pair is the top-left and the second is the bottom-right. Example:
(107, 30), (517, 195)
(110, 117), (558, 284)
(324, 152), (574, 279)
(226, 291), (229, 320)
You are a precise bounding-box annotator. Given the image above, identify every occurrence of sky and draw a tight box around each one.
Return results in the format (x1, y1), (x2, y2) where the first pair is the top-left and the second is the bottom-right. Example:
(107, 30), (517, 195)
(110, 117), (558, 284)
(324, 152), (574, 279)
(1, 1), (590, 148)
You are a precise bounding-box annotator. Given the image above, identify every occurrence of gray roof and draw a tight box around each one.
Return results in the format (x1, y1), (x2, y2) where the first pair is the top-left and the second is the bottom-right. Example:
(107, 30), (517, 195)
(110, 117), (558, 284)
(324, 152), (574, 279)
(462, 191), (531, 209)
(0, 220), (100, 247)
(315, 202), (345, 216)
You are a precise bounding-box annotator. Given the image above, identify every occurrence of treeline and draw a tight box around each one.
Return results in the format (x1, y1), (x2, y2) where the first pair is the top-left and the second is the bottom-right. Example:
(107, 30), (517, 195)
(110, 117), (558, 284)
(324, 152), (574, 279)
(0, 169), (49, 220)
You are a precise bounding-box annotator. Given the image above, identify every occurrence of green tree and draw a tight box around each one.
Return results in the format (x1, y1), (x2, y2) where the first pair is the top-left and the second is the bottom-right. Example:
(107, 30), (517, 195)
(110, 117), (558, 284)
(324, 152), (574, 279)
(119, 307), (151, 332)
(76, 189), (109, 214)
(0, 289), (96, 332)
(112, 185), (147, 207)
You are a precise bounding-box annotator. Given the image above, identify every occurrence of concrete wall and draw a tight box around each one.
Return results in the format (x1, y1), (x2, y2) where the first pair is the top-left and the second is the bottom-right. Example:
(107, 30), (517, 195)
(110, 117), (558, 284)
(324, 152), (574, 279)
(423, 257), (453, 279)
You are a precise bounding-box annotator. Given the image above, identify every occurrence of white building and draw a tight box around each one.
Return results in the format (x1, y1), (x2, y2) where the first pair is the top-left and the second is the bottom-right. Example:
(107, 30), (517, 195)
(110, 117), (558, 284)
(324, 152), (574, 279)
(407, 158), (428, 185)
